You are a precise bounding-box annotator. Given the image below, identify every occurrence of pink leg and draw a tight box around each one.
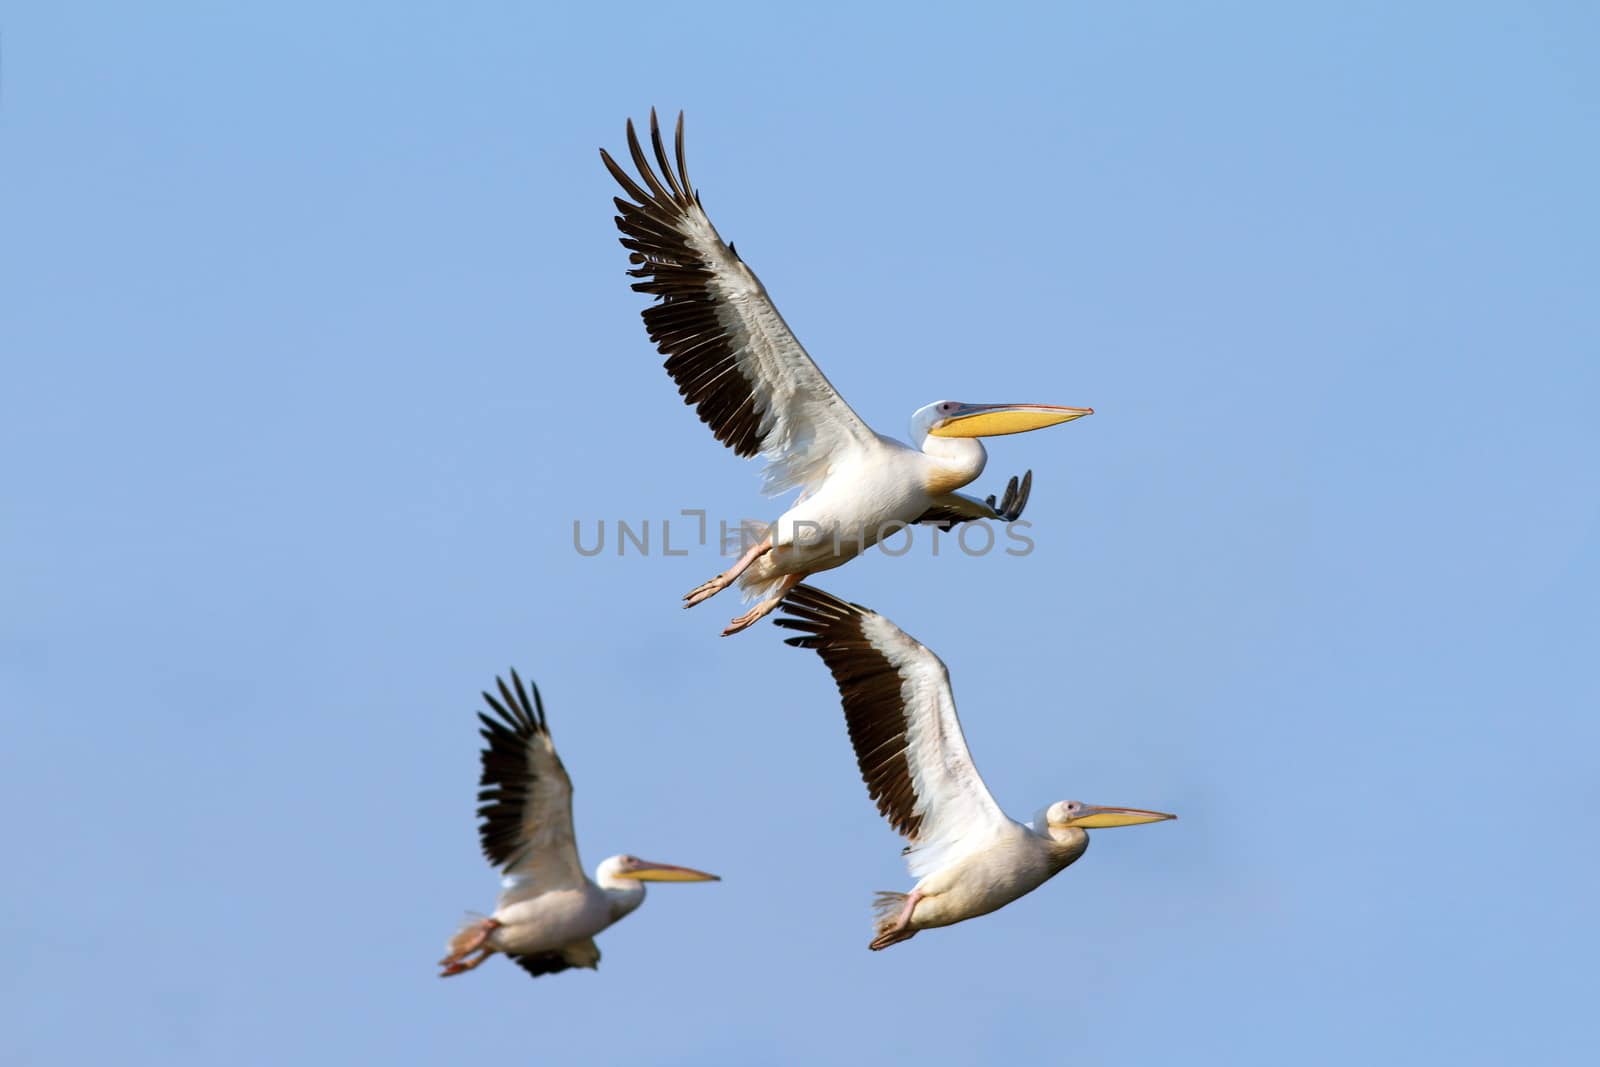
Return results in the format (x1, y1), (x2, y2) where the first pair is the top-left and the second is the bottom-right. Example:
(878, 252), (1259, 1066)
(684, 535), (773, 609)
(439, 948), (495, 977)
(438, 918), (499, 968)
(721, 573), (802, 637)
(869, 890), (923, 951)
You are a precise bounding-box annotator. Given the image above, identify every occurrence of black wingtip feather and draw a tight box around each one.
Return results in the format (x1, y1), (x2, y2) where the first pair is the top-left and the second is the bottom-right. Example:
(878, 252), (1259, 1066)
(770, 584), (924, 839)
(472, 669), (559, 870)
(674, 111), (690, 195)
(511, 951), (580, 979)
(649, 109), (684, 201)
(603, 111), (772, 460)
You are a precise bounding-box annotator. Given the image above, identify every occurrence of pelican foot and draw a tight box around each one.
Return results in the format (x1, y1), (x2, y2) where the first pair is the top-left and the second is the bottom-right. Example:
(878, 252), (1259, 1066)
(868, 889), (923, 951)
(438, 918), (500, 969)
(438, 949), (494, 978)
(685, 534), (774, 610)
(683, 575), (729, 608)
(721, 576), (801, 636)
(868, 928), (917, 951)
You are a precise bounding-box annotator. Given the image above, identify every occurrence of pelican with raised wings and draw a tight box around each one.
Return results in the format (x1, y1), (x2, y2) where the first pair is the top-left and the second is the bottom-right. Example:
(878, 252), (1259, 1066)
(438, 670), (719, 979)
(775, 586), (1175, 950)
(602, 112), (1093, 635)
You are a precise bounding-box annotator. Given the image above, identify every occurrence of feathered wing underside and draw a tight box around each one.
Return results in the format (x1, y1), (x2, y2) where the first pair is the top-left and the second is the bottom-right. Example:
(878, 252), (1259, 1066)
(775, 586), (1011, 878)
(476, 671), (586, 896)
(601, 111), (879, 495)
(510, 938), (601, 980)
(915, 471), (1034, 530)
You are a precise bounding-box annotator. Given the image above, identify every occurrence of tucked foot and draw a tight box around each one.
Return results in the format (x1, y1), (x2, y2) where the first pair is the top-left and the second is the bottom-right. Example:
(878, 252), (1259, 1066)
(438, 948), (494, 977)
(721, 602), (776, 636)
(685, 535), (773, 610)
(868, 927), (918, 951)
(868, 889), (923, 951)
(721, 575), (802, 636)
(438, 918), (500, 969)
(683, 574), (731, 608)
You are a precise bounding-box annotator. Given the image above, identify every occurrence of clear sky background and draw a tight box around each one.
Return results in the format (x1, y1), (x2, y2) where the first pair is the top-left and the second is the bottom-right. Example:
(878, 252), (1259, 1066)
(4, 3), (1597, 1064)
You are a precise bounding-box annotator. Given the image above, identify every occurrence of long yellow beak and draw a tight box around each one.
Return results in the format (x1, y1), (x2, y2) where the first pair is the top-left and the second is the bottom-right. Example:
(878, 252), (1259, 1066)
(927, 403), (1094, 439)
(622, 858), (721, 883)
(1058, 805), (1177, 829)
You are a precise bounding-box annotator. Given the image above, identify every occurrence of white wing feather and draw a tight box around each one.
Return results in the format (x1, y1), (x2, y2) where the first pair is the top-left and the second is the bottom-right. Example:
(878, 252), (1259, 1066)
(776, 587), (1013, 880)
(604, 112), (880, 496)
(858, 613), (1013, 877)
(475, 673), (588, 901)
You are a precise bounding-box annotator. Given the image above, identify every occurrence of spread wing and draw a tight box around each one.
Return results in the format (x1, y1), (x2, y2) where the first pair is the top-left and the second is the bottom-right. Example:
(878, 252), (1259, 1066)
(915, 471), (1033, 530)
(775, 586), (1013, 878)
(475, 671), (586, 894)
(601, 111), (880, 496)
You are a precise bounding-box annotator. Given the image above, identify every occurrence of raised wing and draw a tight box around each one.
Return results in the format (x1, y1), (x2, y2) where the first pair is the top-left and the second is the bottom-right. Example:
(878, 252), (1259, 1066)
(775, 585), (1013, 878)
(601, 111), (880, 495)
(475, 670), (586, 893)
(915, 470), (1033, 530)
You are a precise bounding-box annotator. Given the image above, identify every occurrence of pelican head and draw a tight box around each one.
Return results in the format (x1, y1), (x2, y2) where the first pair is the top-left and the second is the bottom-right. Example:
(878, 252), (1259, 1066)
(601, 854), (721, 883)
(914, 400), (1094, 440)
(1045, 800), (1176, 832)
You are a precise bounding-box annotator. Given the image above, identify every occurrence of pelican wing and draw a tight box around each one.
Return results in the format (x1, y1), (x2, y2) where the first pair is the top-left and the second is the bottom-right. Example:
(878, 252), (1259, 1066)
(915, 471), (1033, 529)
(602, 112), (879, 495)
(510, 939), (600, 980)
(475, 671), (586, 892)
(775, 585), (1011, 878)
(511, 952), (576, 980)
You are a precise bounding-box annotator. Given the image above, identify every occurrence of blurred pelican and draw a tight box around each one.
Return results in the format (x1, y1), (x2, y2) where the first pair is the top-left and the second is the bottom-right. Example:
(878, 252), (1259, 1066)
(438, 670), (718, 979)
(775, 586), (1174, 950)
(602, 112), (1092, 635)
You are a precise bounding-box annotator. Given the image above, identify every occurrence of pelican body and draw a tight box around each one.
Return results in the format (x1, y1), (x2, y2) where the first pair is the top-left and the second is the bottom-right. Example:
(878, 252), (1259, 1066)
(603, 113), (1092, 635)
(775, 586), (1175, 950)
(438, 671), (718, 979)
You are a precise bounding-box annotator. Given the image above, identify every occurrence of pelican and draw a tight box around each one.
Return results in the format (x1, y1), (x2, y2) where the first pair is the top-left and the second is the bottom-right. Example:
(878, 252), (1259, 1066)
(438, 670), (719, 979)
(602, 112), (1093, 635)
(774, 585), (1175, 950)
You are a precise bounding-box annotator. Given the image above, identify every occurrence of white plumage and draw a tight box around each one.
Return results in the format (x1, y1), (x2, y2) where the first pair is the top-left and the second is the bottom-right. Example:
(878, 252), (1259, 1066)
(776, 586), (1176, 950)
(437, 671), (719, 980)
(603, 112), (1092, 634)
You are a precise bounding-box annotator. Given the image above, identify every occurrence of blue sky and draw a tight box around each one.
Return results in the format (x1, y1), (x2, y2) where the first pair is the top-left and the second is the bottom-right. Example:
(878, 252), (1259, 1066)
(3, 3), (1597, 1063)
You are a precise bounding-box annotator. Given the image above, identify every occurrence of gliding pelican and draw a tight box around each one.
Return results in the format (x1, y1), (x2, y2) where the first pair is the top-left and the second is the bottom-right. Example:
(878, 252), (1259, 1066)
(602, 112), (1092, 635)
(438, 670), (718, 979)
(775, 586), (1175, 950)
